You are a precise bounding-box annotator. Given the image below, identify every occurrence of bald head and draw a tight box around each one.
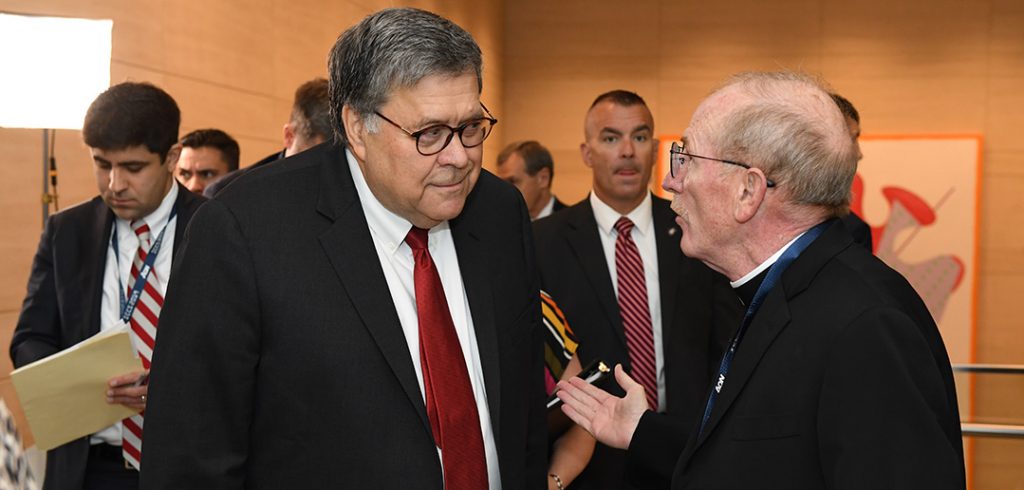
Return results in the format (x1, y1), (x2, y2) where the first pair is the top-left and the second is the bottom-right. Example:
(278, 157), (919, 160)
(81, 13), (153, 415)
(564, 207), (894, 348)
(692, 72), (857, 217)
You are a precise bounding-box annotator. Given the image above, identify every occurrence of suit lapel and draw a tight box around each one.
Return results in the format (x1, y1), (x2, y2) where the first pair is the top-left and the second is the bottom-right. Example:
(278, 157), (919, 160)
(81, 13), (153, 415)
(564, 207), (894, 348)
(652, 196), (682, 335)
(450, 208), (502, 445)
(85, 199), (115, 337)
(683, 220), (852, 458)
(691, 289), (792, 451)
(564, 202), (628, 350)
(314, 146), (432, 436)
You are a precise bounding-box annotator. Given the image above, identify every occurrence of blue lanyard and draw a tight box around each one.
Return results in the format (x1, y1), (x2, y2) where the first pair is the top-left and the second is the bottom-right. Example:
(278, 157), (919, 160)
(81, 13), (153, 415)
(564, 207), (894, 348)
(697, 220), (830, 436)
(111, 207), (177, 322)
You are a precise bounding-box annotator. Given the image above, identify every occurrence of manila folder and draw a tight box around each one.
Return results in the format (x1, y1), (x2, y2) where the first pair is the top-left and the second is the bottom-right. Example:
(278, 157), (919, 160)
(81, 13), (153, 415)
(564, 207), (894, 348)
(10, 328), (140, 451)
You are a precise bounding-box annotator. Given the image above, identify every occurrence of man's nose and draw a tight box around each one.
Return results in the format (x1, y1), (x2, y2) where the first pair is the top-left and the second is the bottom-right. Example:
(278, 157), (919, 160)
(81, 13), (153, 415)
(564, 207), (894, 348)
(109, 167), (128, 193)
(620, 138), (636, 159)
(437, 135), (470, 168)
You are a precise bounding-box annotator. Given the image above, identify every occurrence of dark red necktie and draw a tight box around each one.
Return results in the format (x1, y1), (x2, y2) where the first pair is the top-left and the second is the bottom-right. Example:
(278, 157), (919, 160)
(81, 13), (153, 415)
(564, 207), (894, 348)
(405, 227), (488, 489)
(614, 217), (658, 410)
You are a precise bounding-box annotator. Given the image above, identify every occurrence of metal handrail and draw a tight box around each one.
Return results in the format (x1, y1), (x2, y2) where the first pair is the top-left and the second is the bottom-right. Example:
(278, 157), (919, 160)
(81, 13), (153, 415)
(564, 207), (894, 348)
(952, 363), (1024, 374)
(952, 364), (1024, 438)
(961, 423), (1024, 439)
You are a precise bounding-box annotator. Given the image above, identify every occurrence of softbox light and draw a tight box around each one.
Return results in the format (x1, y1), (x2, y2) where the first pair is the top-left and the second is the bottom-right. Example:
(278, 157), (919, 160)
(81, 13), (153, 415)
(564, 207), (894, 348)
(0, 12), (112, 129)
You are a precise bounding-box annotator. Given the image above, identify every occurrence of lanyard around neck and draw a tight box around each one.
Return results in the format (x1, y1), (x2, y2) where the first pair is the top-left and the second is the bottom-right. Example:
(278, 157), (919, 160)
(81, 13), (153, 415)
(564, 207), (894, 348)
(111, 207), (177, 322)
(697, 220), (831, 436)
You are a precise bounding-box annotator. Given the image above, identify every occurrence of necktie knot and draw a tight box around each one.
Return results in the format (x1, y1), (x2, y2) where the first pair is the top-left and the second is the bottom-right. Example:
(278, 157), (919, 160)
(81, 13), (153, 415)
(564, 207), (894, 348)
(405, 226), (430, 251)
(615, 217), (635, 236)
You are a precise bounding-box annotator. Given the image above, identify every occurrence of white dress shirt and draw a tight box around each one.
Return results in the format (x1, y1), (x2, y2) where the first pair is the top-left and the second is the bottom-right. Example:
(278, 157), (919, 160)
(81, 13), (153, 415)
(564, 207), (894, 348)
(347, 150), (501, 488)
(588, 191), (667, 411)
(533, 195), (557, 220)
(92, 184), (179, 446)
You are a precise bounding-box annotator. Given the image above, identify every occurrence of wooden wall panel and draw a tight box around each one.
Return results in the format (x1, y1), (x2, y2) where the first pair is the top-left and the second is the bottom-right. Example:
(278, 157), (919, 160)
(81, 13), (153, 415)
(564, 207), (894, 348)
(503, 1), (1024, 488)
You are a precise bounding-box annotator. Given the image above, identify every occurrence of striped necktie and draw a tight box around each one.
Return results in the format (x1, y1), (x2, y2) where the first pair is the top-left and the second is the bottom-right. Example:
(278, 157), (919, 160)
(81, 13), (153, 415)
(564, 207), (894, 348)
(122, 220), (162, 470)
(614, 217), (658, 410)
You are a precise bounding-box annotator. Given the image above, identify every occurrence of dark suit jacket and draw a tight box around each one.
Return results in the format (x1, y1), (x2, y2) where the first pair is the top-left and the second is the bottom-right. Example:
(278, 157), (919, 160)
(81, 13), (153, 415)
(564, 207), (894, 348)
(8, 184), (205, 490)
(552, 196), (567, 213)
(140, 143), (546, 488)
(842, 211), (872, 252)
(628, 219), (964, 489)
(203, 149), (285, 198)
(533, 196), (740, 490)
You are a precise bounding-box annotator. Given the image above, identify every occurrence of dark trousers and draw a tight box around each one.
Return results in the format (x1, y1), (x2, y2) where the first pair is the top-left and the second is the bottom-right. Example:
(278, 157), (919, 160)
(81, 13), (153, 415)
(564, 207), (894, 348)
(84, 444), (138, 490)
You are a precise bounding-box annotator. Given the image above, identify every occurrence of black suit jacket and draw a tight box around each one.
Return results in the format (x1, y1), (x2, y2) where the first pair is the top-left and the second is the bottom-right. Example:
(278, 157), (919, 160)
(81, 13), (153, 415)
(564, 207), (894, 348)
(552, 196), (567, 213)
(203, 149), (285, 198)
(8, 184), (205, 490)
(533, 196), (740, 490)
(628, 219), (964, 489)
(140, 143), (546, 488)
(842, 212), (873, 252)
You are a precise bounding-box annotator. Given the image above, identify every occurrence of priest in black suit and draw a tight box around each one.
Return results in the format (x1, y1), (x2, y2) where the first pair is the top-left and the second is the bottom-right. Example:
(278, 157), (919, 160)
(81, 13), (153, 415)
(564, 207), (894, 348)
(140, 8), (545, 489)
(533, 90), (740, 490)
(10, 82), (205, 489)
(556, 72), (964, 489)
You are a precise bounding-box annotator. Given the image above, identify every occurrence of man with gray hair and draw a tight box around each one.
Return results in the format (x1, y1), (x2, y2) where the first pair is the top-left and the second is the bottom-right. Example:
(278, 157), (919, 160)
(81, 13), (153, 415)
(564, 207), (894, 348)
(556, 72), (964, 489)
(141, 8), (545, 488)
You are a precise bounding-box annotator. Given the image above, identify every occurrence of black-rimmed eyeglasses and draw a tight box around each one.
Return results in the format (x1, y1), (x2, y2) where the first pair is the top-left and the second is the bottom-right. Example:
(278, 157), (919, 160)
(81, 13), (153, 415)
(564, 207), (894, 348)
(374, 103), (498, 156)
(669, 141), (776, 188)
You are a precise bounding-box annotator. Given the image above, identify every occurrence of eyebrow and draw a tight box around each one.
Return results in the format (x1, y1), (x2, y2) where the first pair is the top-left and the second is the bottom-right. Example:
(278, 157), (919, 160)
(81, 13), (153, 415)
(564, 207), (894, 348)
(600, 124), (652, 136)
(409, 110), (486, 131)
(93, 156), (151, 166)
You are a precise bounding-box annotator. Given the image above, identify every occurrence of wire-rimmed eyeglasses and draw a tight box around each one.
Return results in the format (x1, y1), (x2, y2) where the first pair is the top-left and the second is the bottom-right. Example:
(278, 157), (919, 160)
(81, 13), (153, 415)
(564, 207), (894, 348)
(669, 141), (776, 188)
(374, 103), (498, 156)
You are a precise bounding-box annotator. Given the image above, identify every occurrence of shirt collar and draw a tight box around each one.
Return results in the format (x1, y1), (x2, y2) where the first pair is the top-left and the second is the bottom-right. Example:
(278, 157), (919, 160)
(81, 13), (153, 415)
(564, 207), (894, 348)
(346, 149), (449, 254)
(116, 182), (179, 233)
(533, 195), (556, 221)
(589, 191), (653, 237)
(730, 230), (807, 288)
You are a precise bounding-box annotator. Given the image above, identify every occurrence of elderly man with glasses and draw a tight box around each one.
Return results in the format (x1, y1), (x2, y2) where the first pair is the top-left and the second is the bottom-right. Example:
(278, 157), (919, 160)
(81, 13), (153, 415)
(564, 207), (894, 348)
(141, 8), (546, 489)
(556, 72), (964, 489)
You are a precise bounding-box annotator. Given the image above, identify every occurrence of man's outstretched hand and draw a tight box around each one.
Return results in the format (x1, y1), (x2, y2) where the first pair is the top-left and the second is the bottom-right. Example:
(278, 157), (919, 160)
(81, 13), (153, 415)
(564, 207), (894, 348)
(555, 364), (649, 450)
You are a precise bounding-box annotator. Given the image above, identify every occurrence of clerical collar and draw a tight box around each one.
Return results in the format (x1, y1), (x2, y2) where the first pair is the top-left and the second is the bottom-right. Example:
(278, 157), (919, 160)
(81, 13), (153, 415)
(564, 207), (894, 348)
(730, 230), (808, 305)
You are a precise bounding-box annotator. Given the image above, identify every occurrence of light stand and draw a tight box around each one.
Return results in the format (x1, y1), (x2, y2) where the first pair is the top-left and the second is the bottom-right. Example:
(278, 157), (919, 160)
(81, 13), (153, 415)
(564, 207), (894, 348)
(0, 11), (111, 223)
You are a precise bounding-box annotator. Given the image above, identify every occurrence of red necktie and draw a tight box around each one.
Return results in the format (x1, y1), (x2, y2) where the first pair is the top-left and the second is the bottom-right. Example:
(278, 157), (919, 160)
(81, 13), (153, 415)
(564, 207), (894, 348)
(405, 227), (488, 489)
(614, 217), (658, 410)
(123, 220), (162, 469)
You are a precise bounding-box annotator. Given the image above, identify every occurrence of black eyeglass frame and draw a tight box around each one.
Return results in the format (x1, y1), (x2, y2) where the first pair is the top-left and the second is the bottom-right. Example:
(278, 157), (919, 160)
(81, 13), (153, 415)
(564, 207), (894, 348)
(669, 141), (776, 188)
(374, 103), (498, 156)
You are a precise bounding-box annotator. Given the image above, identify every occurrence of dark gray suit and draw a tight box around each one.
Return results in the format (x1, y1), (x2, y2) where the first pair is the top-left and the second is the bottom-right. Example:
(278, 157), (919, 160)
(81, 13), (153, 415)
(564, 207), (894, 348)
(140, 143), (546, 488)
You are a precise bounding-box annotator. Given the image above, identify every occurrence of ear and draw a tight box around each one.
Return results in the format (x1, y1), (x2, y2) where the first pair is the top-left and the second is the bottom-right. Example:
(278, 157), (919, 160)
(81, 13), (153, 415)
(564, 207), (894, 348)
(342, 105), (368, 161)
(733, 169), (769, 223)
(580, 142), (594, 169)
(536, 167), (552, 188)
(283, 122), (296, 150)
(164, 144), (182, 173)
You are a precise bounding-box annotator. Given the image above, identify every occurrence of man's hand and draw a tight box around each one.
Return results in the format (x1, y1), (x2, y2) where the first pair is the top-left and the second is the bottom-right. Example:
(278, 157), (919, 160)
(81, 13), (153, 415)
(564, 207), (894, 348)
(555, 364), (649, 450)
(107, 369), (149, 412)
